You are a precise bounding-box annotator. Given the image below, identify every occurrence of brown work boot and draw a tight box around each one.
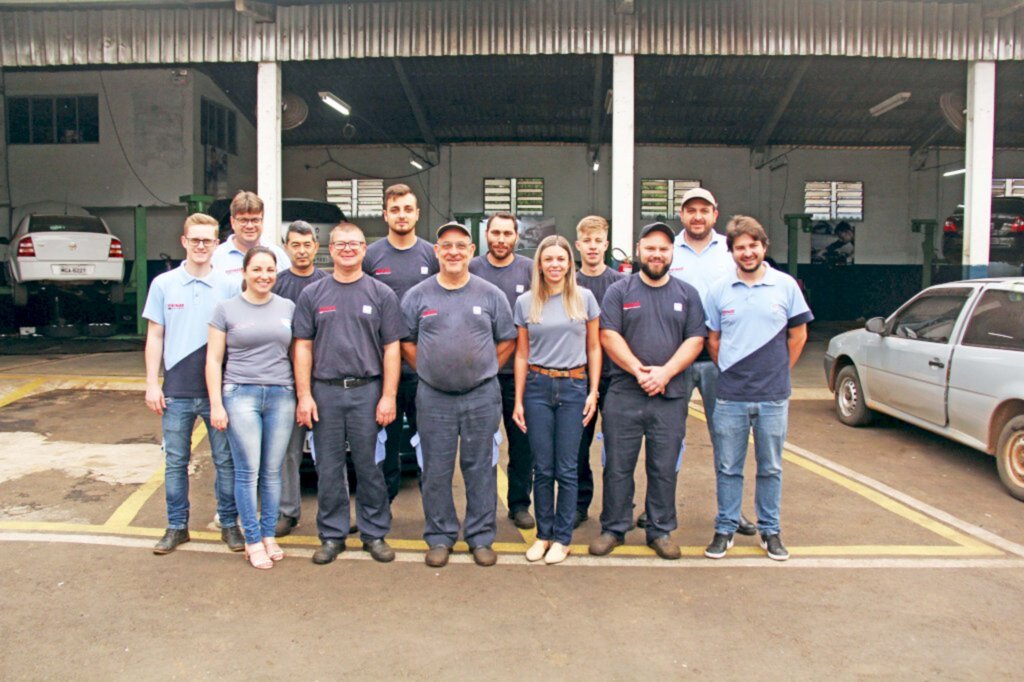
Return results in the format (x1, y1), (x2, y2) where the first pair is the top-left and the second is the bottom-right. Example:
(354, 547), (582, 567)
(648, 535), (681, 560)
(588, 532), (623, 556)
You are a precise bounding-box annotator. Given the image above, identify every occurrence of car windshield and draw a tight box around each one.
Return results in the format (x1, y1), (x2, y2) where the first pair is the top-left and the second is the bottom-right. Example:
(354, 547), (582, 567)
(28, 215), (107, 234)
(992, 198), (1024, 216)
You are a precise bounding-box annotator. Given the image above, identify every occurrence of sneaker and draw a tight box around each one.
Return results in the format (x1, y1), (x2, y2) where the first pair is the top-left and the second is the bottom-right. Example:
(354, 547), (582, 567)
(703, 532), (734, 559)
(153, 528), (190, 555)
(760, 533), (789, 561)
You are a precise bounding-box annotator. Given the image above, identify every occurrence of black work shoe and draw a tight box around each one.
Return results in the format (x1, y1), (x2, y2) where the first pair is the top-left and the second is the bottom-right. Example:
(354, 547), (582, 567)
(736, 514), (757, 536)
(348, 523), (359, 535)
(636, 511), (648, 529)
(221, 526), (245, 552)
(471, 545), (498, 567)
(153, 528), (190, 555)
(588, 532), (623, 556)
(312, 539), (346, 565)
(648, 535), (681, 560)
(704, 532), (735, 559)
(509, 509), (536, 530)
(760, 533), (789, 561)
(362, 538), (396, 563)
(274, 515), (298, 538)
(573, 509), (589, 529)
(425, 545), (451, 568)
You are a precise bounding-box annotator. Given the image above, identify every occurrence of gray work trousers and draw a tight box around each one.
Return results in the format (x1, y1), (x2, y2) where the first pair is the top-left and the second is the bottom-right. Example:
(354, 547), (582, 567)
(600, 381), (688, 543)
(311, 379), (391, 543)
(278, 422), (307, 520)
(416, 378), (501, 549)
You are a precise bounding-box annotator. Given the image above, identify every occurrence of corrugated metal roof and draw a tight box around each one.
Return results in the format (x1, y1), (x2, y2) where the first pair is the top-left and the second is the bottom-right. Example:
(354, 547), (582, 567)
(1, 0), (1022, 67)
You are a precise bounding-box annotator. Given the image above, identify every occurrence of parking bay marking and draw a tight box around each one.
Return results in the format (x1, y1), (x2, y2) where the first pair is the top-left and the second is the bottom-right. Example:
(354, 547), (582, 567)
(0, 375), (1018, 562)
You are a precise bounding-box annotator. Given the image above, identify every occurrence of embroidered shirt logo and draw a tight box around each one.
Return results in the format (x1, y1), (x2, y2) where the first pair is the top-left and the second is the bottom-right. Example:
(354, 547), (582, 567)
(673, 302), (683, 312)
(167, 303), (185, 310)
(623, 301), (641, 310)
(422, 309), (438, 318)
(318, 306), (337, 314)
(375, 268), (391, 276)
(472, 306), (482, 315)
(362, 305), (373, 315)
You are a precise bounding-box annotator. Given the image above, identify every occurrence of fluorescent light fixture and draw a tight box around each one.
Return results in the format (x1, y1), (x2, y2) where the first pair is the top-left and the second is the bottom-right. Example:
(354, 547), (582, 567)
(409, 157), (425, 171)
(943, 168), (967, 177)
(592, 157), (601, 173)
(869, 91), (911, 117)
(318, 91), (351, 116)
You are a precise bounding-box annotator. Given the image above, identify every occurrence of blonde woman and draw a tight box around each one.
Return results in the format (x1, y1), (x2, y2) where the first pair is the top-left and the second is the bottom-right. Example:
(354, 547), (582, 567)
(512, 235), (601, 564)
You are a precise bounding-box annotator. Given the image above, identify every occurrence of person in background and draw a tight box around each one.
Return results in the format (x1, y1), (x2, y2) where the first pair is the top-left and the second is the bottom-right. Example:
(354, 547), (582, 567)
(210, 190), (290, 282)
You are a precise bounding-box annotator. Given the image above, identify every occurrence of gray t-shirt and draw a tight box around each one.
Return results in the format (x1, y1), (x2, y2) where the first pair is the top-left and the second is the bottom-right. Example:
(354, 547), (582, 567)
(599, 275), (707, 398)
(514, 290), (600, 369)
(293, 275), (407, 381)
(363, 237), (439, 302)
(402, 275), (517, 393)
(469, 254), (533, 373)
(210, 294), (295, 386)
(273, 268), (329, 304)
(577, 266), (625, 378)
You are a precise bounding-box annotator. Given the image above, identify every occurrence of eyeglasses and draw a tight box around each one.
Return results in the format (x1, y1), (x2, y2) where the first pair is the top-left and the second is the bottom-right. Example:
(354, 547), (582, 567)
(234, 217), (263, 226)
(186, 238), (218, 248)
(331, 240), (365, 250)
(438, 241), (471, 252)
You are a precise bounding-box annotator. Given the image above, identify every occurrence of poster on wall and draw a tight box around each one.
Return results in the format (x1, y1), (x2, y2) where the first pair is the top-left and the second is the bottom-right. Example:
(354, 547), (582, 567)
(810, 220), (855, 266)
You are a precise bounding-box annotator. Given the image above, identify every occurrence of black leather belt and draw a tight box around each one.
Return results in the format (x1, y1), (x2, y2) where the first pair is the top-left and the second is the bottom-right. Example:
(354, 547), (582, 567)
(318, 376), (379, 389)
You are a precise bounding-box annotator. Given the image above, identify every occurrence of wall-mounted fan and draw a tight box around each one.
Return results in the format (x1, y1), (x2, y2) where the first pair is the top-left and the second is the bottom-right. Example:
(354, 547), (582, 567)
(281, 93), (309, 130)
(939, 92), (966, 134)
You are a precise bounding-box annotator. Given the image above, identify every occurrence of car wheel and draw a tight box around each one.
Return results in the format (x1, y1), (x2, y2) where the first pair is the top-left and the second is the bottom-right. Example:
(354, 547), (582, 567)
(110, 283), (124, 304)
(11, 281), (27, 307)
(995, 416), (1024, 502)
(835, 365), (873, 426)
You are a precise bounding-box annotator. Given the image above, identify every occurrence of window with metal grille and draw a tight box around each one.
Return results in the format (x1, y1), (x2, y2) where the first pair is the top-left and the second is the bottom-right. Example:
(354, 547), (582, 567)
(6, 95), (99, 144)
(804, 181), (864, 221)
(199, 97), (237, 154)
(483, 178), (544, 215)
(640, 179), (702, 219)
(992, 179), (1024, 198)
(326, 179), (385, 218)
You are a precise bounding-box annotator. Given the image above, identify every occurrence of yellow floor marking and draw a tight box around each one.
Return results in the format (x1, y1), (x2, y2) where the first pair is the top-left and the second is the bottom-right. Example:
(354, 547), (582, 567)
(496, 459), (537, 545)
(0, 378), (46, 409)
(0, 374), (146, 384)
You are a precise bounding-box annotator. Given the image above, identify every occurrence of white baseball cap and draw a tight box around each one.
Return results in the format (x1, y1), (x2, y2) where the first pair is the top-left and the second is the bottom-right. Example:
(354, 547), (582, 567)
(680, 187), (718, 209)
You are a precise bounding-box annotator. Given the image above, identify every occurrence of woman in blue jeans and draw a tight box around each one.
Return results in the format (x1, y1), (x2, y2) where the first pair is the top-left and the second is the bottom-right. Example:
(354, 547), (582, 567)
(512, 235), (601, 564)
(207, 246), (296, 570)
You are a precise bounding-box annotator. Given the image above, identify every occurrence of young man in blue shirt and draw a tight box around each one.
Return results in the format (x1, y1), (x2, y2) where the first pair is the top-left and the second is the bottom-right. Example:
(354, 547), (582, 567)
(703, 215), (812, 561)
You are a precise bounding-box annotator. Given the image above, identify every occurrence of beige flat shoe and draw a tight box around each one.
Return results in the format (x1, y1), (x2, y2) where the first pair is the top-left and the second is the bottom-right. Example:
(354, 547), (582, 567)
(526, 539), (550, 562)
(544, 542), (571, 565)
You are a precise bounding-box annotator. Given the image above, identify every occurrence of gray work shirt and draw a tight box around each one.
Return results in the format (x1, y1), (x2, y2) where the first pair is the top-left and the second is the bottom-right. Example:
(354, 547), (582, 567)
(577, 266), (625, 377)
(363, 237), (439, 302)
(210, 294), (295, 386)
(402, 275), (517, 393)
(469, 254), (533, 373)
(272, 268), (329, 304)
(514, 290), (600, 369)
(293, 275), (407, 381)
(599, 275), (707, 398)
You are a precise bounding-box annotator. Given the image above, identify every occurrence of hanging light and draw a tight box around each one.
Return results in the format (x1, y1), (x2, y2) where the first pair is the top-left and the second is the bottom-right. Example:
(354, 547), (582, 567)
(410, 157), (425, 170)
(318, 91), (351, 117)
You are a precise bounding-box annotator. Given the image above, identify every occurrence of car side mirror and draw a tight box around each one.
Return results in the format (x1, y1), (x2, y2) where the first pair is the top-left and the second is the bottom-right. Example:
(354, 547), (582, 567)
(865, 317), (886, 335)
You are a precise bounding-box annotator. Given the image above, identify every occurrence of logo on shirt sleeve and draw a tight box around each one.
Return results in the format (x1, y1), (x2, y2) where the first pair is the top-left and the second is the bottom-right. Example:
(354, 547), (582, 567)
(515, 284), (525, 294)
(673, 302), (683, 312)
(362, 305), (373, 315)
(623, 301), (641, 310)
(375, 268), (391, 276)
(472, 306), (482, 315)
(422, 309), (438, 318)
(722, 309), (736, 316)
(420, 266), (429, 275)
(318, 306), (337, 315)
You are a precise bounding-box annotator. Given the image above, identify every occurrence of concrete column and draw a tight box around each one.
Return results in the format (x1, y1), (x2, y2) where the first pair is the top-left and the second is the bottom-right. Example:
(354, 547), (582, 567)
(256, 61), (282, 247)
(611, 55), (635, 262)
(962, 61), (995, 279)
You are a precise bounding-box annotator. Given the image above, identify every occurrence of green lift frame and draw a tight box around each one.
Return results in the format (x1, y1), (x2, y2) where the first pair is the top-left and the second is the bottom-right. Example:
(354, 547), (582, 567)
(911, 218), (938, 290)
(783, 213), (814, 279)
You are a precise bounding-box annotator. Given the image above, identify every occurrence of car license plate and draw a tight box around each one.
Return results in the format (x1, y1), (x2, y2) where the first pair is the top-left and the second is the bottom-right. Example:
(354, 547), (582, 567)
(991, 237), (1014, 248)
(54, 264), (93, 275)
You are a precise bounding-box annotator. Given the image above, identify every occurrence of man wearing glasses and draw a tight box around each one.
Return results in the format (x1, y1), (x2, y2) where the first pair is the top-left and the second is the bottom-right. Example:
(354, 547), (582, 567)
(143, 213), (243, 554)
(401, 222), (517, 568)
(293, 223), (407, 565)
(211, 190), (290, 281)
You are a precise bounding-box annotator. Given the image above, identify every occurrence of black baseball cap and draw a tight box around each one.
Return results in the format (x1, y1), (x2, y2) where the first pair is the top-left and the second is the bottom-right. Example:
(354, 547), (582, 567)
(638, 222), (676, 241)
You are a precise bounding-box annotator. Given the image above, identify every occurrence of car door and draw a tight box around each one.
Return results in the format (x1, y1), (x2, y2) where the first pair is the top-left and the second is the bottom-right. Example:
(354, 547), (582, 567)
(863, 287), (974, 426)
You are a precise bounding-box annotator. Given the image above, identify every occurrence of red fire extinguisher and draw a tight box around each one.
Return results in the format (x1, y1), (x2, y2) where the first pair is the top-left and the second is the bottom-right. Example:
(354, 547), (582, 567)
(612, 248), (632, 274)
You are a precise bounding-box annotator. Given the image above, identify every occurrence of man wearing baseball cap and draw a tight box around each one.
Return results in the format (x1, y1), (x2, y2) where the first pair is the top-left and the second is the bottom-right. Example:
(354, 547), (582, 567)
(671, 187), (758, 538)
(401, 221), (517, 568)
(590, 222), (706, 560)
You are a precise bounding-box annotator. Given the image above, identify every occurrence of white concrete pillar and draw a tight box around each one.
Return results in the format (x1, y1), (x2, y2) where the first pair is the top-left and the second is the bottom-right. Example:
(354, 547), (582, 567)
(611, 55), (635, 263)
(256, 61), (282, 247)
(962, 61), (995, 279)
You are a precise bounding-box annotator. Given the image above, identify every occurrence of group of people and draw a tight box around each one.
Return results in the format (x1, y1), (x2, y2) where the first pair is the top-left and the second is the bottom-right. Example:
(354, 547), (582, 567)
(143, 183), (812, 570)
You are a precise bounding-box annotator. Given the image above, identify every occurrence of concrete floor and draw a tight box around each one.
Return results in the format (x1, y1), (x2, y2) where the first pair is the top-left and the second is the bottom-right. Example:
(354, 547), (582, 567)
(1, 327), (1023, 680)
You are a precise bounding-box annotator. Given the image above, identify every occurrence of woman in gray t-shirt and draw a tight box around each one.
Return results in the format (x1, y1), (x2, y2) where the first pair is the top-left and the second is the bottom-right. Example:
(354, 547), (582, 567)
(511, 235), (601, 564)
(207, 246), (296, 570)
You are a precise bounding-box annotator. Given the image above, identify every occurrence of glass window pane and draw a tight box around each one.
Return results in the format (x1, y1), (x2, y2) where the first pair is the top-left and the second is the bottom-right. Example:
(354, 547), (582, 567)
(56, 96), (78, 143)
(7, 97), (30, 143)
(962, 290), (1024, 351)
(30, 97), (54, 144)
(78, 96), (99, 142)
(227, 110), (237, 154)
(200, 98), (209, 146)
(890, 289), (972, 343)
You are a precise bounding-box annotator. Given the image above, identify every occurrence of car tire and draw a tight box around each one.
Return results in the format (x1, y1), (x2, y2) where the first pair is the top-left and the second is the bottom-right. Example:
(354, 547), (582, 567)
(995, 416), (1024, 502)
(110, 283), (125, 304)
(835, 365), (873, 427)
(11, 281), (27, 307)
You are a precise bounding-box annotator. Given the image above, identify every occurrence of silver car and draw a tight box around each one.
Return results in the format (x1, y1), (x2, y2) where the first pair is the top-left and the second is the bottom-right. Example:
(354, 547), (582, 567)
(824, 278), (1024, 500)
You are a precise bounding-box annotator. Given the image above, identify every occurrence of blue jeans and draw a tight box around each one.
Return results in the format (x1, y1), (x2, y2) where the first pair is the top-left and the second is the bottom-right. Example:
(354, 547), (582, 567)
(523, 371), (587, 545)
(161, 397), (237, 530)
(223, 384), (297, 544)
(710, 399), (788, 536)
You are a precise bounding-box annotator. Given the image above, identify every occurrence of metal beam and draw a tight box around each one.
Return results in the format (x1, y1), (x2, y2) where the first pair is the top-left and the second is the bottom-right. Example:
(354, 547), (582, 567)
(587, 55), (605, 153)
(752, 59), (810, 152)
(392, 59), (438, 151)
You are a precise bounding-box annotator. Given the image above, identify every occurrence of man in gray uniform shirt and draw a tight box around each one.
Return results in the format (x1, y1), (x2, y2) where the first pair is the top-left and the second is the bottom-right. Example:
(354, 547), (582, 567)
(363, 183), (439, 502)
(468, 211), (536, 530)
(590, 222), (706, 560)
(294, 222), (407, 565)
(402, 221), (517, 568)
(272, 221), (328, 537)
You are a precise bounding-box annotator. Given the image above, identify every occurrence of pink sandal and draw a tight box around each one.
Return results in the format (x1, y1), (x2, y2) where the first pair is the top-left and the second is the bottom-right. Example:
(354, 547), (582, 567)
(245, 543), (273, 570)
(263, 538), (285, 562)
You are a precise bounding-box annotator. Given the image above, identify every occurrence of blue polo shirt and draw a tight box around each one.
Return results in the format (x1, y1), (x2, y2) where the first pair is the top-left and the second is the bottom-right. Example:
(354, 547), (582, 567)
(670, 230), (734, 305)
(705, 264), (813, 402)
(210, 235), (291, 283)
(142, 264), (239, 398)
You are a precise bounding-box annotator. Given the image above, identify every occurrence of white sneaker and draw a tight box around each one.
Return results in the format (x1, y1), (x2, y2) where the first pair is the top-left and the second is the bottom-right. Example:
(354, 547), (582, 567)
(544, 542), (571, 565)
(526, 540), (550, 562)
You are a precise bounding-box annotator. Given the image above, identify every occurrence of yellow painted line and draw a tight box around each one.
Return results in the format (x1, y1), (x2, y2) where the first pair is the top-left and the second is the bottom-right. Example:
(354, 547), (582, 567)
(102, 422), (209, 528)
(0, 378), (47, 409)
(496, 457), (537, 544)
